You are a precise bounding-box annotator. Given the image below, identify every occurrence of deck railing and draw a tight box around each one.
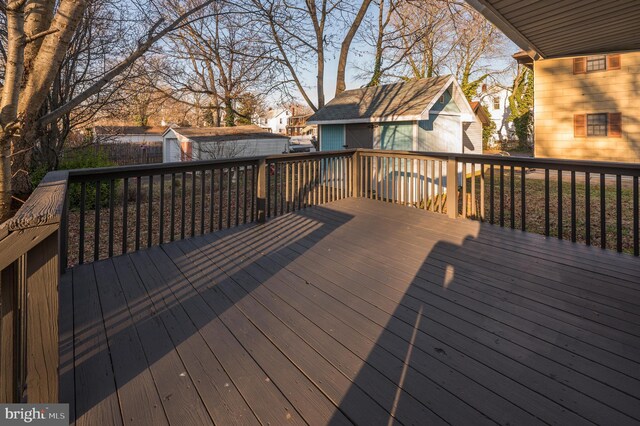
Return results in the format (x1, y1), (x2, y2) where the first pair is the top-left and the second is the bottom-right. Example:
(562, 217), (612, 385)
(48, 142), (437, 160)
(1, 147), (639, 403)
(358, 149), (640, 256)
(0, 171), (67, 403)
(265, 151), (355, 218)
(63, 157), (261, 267)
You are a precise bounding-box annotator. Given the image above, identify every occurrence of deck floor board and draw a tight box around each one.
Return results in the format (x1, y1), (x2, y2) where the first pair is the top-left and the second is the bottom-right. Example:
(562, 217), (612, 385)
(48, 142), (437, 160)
(61, 198), (640, 425)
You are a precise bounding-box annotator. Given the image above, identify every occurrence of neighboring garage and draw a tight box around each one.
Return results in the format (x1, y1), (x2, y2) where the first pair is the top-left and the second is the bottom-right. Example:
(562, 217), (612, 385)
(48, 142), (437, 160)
(163, 125), (290, 162)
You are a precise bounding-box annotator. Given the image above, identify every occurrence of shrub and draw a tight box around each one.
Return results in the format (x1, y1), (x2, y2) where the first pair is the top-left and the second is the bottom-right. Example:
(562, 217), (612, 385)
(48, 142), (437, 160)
(482, 120), (497, 150)
(61, 149), (117, 210)
(30, 165), (50, 189)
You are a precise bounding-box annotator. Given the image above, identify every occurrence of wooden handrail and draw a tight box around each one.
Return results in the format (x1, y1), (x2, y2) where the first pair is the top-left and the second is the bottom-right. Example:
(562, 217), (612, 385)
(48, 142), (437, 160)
(0, 170), (67, 404)
(356, 149), (640, 176)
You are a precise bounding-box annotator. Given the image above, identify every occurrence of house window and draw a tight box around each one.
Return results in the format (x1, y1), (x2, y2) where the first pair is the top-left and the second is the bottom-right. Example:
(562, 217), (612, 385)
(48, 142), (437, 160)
(586, 55), (606, 72)
(493, 97), (500, 110)
(574, 54), (621, 74)
(575, 113), (622, 138)
(279, 118), (283, 124)
(586, 113), (608, 136)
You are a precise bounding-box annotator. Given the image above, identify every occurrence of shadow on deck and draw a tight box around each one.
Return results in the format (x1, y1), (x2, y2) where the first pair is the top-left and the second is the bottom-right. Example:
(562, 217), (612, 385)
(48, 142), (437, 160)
(60, 198), (640, 425)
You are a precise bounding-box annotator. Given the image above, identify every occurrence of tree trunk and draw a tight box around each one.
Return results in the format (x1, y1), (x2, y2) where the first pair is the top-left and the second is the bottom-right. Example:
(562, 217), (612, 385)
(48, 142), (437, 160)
(335, 0), (372, 96)
(0, 1), (27, 219)
(316, 41), (325, 109)
(19, 0), (87, 123)
(23, 0), (55, 81)
(0, 140), (12, 220)
(224, 100), (235, 127)
(367, 0), (385, 87)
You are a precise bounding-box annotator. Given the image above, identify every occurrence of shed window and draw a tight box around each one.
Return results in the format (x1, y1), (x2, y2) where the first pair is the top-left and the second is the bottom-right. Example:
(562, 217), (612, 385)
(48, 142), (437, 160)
(493, 97), (500, 110)
(586, 55), (606, 72)
(587, 113), (607, 136)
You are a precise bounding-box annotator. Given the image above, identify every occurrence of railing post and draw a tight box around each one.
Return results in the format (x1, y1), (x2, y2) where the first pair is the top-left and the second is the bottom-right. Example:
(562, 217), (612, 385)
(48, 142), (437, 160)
(352, 150), (360, 197)
(0, 170), (67, 403)
(0, 260), (16, 402)
(256, 158), (267, 223)
(446, 156), (458, 218)
(25, 230), (59, 403)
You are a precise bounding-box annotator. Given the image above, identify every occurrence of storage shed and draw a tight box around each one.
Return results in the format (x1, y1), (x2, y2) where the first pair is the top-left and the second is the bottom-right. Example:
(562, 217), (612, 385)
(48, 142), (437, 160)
(307, 75), (481, 154)
(163, 126), (290, 163)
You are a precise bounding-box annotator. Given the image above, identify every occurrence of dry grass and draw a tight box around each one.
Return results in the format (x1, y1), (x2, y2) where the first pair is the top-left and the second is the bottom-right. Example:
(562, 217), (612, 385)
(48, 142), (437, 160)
(461, 170), (637, 254)
(65, 166), (638, 268)
(66, 171), (256, 268)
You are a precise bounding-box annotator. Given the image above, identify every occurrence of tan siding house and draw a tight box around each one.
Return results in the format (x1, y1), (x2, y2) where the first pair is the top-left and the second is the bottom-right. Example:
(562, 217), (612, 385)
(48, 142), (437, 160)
(534, 51), (640, 162)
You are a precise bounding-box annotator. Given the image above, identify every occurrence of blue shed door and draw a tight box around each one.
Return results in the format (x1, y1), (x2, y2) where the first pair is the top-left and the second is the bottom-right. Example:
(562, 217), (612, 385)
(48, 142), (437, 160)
(320, 124), (345, 151)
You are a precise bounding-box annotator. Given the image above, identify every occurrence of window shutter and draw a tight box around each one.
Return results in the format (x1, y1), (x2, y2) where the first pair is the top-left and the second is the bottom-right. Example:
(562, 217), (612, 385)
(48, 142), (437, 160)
(574, 114), (586, 137)
(608, 113), (622, 137)
(607, 54), (621, 70)
(573, 57), (586, 74)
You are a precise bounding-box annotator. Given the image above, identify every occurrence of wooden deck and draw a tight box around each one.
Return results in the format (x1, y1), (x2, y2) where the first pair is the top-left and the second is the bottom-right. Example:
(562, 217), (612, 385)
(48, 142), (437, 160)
(59, 198), (640, 425)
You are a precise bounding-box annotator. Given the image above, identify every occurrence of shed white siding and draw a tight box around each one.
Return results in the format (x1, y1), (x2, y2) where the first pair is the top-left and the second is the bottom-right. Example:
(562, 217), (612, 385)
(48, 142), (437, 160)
(164, 138), (180, 162)
(462, 119), (483, 154)
(417, 114), (463, 153)
(197, 139), (288, 160)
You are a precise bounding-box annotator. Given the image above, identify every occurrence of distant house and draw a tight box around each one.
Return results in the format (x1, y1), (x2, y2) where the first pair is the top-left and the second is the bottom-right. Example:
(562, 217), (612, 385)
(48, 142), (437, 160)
(468, 101), (492, 149)
(253, 108), (290, 134)
(286, 113), (317, 137)
(163, 125), (289, 162)
(93, 126), (168, 144)
(307, 75), (481, 154)
(475, 84), (514, 145)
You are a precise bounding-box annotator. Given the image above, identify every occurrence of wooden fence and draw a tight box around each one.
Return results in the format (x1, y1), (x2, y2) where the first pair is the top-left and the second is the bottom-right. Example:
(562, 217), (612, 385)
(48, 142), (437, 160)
(66, 143), (163, 166)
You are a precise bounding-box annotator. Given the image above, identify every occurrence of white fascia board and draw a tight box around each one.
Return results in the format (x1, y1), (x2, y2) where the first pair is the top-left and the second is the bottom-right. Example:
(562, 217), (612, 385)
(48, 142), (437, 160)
(308, 115), (421, 125)
(163, 128), (178, 137)
(420, 76), (477, 122)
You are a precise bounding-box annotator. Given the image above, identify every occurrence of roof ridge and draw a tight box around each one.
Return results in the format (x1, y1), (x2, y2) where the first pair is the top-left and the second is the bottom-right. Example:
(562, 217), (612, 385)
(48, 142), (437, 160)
(337, 74), (452, 96)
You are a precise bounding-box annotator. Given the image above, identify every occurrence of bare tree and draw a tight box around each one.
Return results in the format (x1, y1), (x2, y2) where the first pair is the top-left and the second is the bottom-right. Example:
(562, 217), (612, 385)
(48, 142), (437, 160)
(250, 0), (373, 110)
(0, 0), (219, 218)
(335, 0), (373, 95)
(448, 6), (510, 100)
(154, 1), (274, 128)
(31, 1), (135, 172)
(355, 0), (511, 98)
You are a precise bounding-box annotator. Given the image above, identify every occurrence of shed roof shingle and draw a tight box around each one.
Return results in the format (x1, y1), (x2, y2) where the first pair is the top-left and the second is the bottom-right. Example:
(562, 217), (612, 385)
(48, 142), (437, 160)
(94, 126), (168, 135)
(308, 75), (452, 123)
(171, 125), (289, 143)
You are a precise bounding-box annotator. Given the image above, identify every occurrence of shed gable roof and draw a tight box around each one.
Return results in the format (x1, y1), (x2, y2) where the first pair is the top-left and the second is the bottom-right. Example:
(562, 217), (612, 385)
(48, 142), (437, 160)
(307, 75), (455, 124)
(94, 126), (168, 136)
(167, 125), (290, 143)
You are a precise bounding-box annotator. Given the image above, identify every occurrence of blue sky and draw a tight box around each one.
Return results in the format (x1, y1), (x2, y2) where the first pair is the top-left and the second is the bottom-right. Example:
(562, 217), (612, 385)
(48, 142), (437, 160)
(295, 29), (520, 107)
